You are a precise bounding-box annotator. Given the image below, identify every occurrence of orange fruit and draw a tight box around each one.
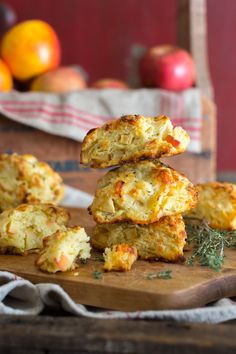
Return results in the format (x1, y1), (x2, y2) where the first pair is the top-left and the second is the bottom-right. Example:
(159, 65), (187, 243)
(1, 20), (61, 81)
(90, 78), (129, 89)
(30, 67), (87, 93)
(0, 59), (12, 91)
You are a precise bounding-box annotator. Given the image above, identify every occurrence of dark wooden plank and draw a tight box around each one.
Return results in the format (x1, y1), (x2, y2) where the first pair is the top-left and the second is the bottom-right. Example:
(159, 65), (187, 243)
(177, 0), (213, 99)
(1, 351), (44, 354)
(0, 315), (235, 353)
(163, 96), (216, 183)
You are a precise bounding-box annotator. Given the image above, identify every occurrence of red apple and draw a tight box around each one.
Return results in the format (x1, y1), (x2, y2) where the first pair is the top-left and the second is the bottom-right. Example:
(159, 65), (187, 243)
(139, 45), (195, 91)
(90, 78), (129, 89)
(30, 66), (87, 93)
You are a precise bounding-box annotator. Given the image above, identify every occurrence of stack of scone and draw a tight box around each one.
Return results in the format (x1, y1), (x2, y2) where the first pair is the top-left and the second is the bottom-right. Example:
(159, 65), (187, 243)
(81, 115), (198, 270)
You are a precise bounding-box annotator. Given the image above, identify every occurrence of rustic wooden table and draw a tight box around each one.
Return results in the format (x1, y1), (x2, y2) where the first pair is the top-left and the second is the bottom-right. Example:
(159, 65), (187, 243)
(0, 312), (236, 353)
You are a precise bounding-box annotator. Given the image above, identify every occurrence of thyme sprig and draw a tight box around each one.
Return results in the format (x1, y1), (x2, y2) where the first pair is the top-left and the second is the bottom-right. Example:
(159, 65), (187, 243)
(147, 270), (172, 280)
(185, 217), (236, 272)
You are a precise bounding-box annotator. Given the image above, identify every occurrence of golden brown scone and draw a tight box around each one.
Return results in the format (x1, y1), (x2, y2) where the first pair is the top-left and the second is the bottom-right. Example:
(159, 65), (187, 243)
(0, 153), (64, 211)
(80, 115), (190, 168)
(186, 182), (236, 230)
(36, 226), (91, 273)
(92, 214), (186, 262)
(89, 160), (197, 224)
(0, 203), (69, 254)
(103, 244), (138, 272)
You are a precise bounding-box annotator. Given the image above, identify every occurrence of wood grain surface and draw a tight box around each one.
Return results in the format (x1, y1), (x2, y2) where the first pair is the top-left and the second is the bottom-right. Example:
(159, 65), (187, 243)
(0, 315), (236, 354)
(1, 207), (236, 312)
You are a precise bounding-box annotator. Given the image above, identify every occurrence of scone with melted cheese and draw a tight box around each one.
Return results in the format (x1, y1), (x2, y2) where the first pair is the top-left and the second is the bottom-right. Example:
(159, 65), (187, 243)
(103, 244), (138, 271)
(0, 153), (64, 211)
(80, 115), (190, 168)
(0, 203), (69, 254)
(89, 160), (197, 224)
(92, 214), (186, 262)
(186, 182), (236, 230)
(36, 226), (91, 273)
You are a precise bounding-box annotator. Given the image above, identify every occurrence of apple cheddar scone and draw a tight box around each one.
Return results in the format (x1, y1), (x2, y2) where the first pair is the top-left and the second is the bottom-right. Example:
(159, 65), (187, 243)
(186, 182), (236, 230)
(89, 160), (198, 224)
(0, 203), (69, 254)
(92, 214), (186, 262)
(36, 226), (91, 273)
(0, 153), (64, 211)
(80, 115), (190, 168)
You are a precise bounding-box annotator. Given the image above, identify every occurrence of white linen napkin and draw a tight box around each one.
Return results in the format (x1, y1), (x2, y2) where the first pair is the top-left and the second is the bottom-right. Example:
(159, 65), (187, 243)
(61, 185), (93, 208)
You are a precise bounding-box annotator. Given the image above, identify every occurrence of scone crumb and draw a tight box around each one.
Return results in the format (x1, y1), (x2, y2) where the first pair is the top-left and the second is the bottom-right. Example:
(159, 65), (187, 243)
(103, 244), (138, 272)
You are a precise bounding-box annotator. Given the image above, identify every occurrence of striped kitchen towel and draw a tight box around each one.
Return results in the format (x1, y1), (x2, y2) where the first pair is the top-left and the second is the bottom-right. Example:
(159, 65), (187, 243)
(0, 88), (202, 152)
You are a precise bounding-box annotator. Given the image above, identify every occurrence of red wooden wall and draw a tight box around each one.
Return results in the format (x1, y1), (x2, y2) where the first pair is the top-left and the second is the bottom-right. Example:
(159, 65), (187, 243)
(4, 0), (234, 172)
(207, 0), (236, 173)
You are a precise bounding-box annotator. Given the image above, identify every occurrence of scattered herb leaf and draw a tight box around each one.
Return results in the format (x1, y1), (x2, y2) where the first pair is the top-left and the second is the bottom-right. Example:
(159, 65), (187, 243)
(185, 217), (236, 272)
(80, 259), (87, 264)
(92, 270), (103, 279)
(147, 270), (172, 280)
(94, 255), (104, 262)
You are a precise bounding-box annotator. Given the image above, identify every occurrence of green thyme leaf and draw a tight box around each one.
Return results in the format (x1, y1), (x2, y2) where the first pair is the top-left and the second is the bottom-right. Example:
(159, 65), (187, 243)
(147, 270), (172, 280)
(92, 270), (103, 279)
(94, 255), (104, 262)
(80, 259), (87, 264)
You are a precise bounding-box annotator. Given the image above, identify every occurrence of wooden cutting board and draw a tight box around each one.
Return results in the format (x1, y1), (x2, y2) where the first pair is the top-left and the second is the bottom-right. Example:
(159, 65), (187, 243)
(1, 207), (236, 311)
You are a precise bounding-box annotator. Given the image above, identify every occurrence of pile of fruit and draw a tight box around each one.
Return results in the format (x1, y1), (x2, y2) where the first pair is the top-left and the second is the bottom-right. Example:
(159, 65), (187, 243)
(0, 3), (196, 93)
